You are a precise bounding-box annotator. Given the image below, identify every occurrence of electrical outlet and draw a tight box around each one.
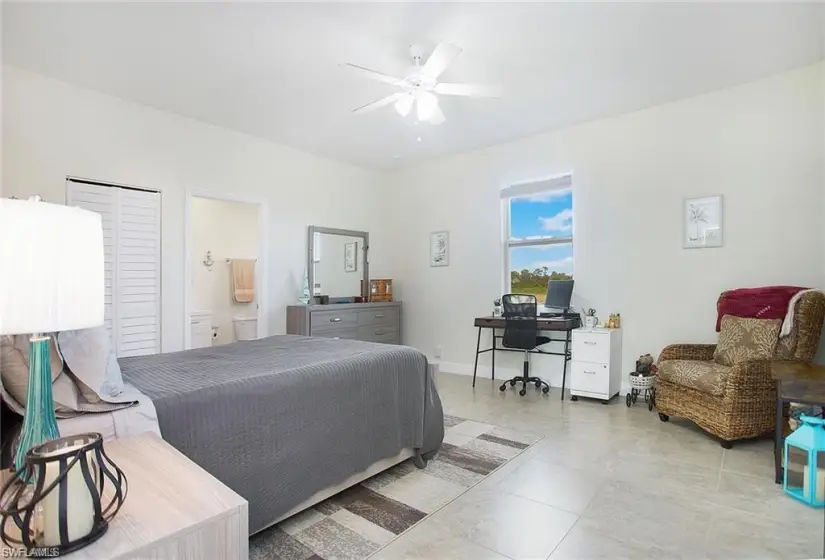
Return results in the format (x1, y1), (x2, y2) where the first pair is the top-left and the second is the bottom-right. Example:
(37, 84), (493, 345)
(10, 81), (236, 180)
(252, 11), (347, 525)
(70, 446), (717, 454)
(434, 345), (442, 358)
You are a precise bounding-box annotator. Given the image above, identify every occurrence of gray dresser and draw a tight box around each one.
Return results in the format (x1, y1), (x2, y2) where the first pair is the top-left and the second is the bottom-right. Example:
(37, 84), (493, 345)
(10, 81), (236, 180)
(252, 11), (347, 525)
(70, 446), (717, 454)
(286, 302), (401, 344)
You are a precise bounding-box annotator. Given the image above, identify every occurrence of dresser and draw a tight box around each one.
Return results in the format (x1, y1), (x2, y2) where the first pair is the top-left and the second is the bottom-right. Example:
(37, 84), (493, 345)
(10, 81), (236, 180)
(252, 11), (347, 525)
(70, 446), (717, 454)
(569, 328), (623, 403)
(286, 302), (401, 344)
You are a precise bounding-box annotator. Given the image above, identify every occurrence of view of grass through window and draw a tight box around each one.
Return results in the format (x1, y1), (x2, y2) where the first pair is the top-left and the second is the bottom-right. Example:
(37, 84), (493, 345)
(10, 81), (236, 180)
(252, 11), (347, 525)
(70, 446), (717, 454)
(508, 189), (573, 304)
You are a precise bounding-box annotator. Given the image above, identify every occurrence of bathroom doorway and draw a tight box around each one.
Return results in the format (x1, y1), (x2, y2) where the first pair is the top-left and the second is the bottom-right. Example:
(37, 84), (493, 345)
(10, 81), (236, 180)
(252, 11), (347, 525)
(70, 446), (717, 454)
(184, 194), (267, 348)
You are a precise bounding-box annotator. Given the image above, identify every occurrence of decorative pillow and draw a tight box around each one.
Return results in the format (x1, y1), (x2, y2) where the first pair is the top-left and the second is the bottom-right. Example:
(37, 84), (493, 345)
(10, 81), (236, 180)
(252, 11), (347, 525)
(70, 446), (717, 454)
(57, 327), (130, 404)
(714, 315), (781, 366)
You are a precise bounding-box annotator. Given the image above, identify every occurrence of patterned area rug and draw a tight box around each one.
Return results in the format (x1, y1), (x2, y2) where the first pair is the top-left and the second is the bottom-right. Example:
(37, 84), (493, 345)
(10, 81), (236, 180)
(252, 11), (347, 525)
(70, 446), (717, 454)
(249, 415), (542, 560)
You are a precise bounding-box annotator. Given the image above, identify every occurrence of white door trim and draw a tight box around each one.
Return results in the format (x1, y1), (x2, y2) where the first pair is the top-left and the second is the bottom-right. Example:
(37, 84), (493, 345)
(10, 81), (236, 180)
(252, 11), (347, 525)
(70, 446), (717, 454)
(184, 189), (269, 349)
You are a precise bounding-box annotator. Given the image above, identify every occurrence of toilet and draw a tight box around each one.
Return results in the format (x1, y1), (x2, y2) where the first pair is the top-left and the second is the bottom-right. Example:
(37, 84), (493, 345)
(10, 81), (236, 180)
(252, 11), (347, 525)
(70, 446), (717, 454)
(233, 316), (258, 341)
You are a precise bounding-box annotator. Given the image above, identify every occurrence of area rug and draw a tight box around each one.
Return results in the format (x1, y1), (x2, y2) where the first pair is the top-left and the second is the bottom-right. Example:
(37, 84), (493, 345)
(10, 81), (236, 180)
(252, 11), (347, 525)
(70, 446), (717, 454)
(249, 415), (543, 560)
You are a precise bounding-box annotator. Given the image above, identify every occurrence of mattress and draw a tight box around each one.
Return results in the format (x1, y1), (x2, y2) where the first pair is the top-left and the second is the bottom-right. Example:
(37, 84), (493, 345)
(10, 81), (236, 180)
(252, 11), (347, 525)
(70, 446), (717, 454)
(119, 335), (444, 534)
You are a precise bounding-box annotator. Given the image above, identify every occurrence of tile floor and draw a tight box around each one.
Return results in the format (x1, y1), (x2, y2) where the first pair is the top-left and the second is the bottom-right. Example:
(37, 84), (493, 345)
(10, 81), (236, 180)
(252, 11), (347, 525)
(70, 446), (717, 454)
(371, 372), (825, 560)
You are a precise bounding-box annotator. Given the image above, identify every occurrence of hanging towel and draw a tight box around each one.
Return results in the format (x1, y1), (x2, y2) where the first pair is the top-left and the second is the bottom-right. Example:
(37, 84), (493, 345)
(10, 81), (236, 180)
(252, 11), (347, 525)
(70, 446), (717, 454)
(781, 289), (824, 337)
(231, 259), (256, 303)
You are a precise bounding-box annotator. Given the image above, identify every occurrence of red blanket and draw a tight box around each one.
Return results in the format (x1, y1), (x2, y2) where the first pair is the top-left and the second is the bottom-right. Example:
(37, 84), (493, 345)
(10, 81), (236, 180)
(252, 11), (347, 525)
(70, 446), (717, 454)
(716, 286), (806, 331)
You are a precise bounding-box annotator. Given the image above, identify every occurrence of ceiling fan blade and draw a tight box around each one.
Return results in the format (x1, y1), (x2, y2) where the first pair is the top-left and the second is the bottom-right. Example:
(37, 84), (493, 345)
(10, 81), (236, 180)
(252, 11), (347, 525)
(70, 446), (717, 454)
(344, 63), (406, 87)
(434, 82), (501, 98)
(421, 42), (462, 79)
(352, 93), (404, 114)
(426, 103), (446, 125)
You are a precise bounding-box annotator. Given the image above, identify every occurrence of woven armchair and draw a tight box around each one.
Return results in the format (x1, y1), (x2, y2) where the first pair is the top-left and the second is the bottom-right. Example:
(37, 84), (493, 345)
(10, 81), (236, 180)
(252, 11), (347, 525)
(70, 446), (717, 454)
(655, 290), (825, 447)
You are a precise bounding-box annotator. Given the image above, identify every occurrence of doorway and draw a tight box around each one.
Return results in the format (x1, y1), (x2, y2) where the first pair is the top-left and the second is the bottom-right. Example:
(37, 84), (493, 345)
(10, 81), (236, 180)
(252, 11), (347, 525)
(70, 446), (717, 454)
(185, 194), (267, 348)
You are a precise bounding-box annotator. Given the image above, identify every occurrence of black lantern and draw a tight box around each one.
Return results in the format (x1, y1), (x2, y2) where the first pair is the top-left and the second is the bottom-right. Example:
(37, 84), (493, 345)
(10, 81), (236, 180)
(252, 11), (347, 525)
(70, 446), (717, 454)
(0, 432), (127, 555)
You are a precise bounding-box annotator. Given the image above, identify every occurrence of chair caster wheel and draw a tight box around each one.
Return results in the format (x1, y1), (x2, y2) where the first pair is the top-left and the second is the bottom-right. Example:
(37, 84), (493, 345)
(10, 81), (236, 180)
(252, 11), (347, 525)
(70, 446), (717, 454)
(570, 395), (578, 401)
(658, 413), (669, 422)
(509, 380), (516, 386)
(519, 389), (527, 396)
(499, 384), (507, 392)
(542, 387), (549, 394)
(535, 380), (542, 388)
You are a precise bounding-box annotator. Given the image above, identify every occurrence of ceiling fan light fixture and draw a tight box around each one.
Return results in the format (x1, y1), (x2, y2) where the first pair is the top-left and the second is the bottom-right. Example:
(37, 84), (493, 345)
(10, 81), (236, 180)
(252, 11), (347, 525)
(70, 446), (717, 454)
(416, 92), (439, 122)
(395, 94), (414, 117)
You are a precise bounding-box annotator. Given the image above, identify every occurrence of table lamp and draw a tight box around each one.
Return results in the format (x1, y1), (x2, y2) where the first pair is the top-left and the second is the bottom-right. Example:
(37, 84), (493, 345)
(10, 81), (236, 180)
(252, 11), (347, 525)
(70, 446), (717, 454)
(0, 196), (104, 471)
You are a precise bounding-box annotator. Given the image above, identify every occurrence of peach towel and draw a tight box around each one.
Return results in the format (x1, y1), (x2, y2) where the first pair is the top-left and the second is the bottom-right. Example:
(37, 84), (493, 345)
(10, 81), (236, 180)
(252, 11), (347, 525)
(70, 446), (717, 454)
(231, 259), (255, 303)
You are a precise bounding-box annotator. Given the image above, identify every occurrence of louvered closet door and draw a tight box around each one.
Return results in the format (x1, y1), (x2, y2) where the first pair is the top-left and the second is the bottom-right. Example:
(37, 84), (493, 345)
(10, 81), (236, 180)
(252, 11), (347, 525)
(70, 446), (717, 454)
(67, 181), (161, 357)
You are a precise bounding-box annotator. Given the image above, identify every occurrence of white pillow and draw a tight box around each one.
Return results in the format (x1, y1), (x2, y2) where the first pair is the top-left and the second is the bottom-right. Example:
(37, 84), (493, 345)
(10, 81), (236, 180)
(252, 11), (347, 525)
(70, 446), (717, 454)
(57, 327), (130, 404)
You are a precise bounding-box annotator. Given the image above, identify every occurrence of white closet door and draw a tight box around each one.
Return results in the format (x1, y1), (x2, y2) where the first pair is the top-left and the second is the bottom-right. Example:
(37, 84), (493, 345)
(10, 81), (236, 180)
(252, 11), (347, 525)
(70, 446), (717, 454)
(66, 182), (118, 345)
(116, 188), (161, 357)
(67, 181), (161, 357)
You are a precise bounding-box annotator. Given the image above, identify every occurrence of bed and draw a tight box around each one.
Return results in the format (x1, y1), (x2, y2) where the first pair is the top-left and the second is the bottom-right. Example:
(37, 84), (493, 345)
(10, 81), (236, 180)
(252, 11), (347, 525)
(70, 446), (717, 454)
(115, 334), (444, 535)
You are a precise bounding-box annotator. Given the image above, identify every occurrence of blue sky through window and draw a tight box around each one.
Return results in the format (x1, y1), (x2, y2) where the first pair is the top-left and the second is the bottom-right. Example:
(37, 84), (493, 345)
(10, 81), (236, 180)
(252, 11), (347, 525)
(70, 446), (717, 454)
(509, 189), (573, 275)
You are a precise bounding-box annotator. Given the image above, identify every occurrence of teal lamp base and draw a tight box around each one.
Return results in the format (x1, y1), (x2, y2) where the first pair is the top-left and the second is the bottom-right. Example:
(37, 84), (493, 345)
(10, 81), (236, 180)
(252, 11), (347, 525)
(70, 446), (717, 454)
(14, 335), (60, 474)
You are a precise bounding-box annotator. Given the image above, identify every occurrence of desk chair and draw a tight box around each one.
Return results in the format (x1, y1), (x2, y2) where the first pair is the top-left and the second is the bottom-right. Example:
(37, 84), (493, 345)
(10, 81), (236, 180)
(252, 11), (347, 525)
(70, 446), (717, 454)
(499, 294), (551, 396)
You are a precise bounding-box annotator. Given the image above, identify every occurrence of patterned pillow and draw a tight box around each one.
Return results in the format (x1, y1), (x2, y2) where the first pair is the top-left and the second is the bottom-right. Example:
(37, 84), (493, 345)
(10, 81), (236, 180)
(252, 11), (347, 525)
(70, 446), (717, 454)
(714, 315), (781, 366)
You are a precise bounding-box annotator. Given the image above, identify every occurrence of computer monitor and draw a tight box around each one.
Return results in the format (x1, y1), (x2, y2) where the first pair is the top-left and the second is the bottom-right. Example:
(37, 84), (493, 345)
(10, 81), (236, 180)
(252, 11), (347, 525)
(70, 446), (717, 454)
(544, 279), (574, 312)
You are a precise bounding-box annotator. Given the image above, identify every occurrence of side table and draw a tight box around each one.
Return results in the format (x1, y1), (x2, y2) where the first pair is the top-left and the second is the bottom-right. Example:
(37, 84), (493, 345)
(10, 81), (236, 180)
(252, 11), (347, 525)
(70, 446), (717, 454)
(772, 362), (825, 484)
(1, 433), (249, 559)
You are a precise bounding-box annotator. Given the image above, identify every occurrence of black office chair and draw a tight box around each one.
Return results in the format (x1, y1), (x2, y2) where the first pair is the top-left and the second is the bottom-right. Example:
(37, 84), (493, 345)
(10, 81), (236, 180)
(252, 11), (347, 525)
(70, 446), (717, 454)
(499, 294), (551, 396)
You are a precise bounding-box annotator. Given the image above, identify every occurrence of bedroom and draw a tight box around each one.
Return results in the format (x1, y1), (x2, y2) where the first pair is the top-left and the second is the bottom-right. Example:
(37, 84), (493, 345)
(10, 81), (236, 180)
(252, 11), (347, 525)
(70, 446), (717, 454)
(1, 2), (824, 559)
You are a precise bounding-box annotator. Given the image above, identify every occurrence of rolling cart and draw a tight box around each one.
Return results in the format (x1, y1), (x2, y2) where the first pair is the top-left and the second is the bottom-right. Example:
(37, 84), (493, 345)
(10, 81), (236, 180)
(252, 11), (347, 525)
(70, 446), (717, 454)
(627, 372), (656, 410)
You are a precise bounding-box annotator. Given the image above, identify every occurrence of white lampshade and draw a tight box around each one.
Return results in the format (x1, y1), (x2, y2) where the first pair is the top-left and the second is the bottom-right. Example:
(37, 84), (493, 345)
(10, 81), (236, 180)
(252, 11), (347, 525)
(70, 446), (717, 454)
(0, 198), (104, 335)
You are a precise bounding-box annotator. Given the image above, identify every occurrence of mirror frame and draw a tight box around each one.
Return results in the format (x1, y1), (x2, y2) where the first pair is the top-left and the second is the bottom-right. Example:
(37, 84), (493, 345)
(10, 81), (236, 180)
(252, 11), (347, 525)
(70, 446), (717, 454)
(307, 225), (370, 300)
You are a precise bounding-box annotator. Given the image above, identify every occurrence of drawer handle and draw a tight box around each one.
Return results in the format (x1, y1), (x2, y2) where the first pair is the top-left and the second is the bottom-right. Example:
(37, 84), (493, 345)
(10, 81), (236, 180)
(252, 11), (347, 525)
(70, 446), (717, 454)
(584, 370), (597, 375)
(374, 314), (385, 318)
(584, 341), (597, 345)
(330, 317), (342, 323)
(375, 330), (386, 335)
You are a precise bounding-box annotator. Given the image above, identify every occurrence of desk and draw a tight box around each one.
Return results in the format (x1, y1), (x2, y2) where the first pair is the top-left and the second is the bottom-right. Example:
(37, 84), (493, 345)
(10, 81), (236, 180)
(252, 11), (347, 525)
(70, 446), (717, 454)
(772, 362), (825, 484)
(472, 315), (581, 400)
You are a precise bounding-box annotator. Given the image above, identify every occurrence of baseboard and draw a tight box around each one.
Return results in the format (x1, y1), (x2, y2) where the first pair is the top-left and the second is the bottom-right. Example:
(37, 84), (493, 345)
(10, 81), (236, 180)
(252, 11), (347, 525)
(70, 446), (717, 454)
(434, 360), (635, 398)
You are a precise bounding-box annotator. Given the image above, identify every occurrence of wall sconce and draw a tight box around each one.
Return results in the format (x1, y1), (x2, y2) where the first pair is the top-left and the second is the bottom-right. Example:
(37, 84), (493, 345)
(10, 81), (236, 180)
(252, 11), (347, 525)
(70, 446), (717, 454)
(203, 250), (214, 271)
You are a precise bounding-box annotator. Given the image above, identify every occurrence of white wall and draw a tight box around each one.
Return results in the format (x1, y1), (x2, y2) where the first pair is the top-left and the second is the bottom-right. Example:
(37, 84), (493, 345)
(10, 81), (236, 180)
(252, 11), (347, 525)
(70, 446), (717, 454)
(2, 65), (391, 352)
(190, 196), (259, 345)
(388, 63), (825, 387)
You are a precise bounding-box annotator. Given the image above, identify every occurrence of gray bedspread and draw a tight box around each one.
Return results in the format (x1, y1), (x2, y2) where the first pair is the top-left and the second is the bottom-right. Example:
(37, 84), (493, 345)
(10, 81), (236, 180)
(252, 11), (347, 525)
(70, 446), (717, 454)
(118, 335), (443, 534)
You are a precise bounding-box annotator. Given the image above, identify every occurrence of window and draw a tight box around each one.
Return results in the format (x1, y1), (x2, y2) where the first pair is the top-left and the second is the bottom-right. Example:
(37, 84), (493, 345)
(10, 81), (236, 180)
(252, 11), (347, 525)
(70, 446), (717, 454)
(502, 176), (573, 304)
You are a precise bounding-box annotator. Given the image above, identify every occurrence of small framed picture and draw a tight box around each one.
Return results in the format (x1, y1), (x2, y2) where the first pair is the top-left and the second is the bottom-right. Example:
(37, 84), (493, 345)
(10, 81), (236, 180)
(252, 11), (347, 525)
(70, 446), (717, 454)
(684, 195), (723, 249)
(430, 231), (449, 267)
(344, 241), (357, 272)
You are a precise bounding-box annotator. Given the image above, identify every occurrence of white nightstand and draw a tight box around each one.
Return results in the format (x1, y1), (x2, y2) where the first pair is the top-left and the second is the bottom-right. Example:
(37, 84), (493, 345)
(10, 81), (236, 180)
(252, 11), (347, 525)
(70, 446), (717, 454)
(2, 433), (248, 560)
(569, 327), (623, 403)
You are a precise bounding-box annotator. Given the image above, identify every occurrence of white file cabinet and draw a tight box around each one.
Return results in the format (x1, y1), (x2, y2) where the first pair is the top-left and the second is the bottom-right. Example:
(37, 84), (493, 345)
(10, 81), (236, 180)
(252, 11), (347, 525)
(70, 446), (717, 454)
(570, 328), (622, 403)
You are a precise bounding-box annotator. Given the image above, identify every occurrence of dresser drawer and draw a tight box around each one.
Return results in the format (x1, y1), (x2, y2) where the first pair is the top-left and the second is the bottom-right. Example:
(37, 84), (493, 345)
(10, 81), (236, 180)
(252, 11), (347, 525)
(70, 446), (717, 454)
(313, 327), (359, 340)
(311, 310), (359, 332)
(358, 307), (400, 328)
(572, 332), (610, 363)
(570, 361), (609, 395)
(358, 326), (399, 344)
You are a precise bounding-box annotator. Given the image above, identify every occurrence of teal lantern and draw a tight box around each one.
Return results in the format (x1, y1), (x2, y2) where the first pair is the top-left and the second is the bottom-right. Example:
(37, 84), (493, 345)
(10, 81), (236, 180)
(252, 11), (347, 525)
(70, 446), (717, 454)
(784, 415), (825, 507)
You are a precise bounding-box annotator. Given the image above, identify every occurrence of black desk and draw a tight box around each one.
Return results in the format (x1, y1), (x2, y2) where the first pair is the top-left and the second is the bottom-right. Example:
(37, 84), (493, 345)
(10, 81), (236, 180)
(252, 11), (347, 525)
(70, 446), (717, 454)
(472, 315), (581, 400)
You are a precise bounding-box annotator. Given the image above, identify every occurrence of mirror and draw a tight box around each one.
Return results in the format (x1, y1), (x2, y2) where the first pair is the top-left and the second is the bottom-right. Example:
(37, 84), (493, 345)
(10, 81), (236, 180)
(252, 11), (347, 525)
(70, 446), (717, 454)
(307, 226), (369, 300)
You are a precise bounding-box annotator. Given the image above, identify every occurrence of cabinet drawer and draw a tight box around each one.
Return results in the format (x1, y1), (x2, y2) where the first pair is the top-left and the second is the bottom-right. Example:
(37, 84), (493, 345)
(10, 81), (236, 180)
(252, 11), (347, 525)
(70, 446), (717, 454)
(570, 361), (609, 394)
(311, 310), (358, 332)
(358, 307), (399, 328)
(313, 327), (359, 340)
(358, 326), (399, 344)
(572, 332), (610, 363)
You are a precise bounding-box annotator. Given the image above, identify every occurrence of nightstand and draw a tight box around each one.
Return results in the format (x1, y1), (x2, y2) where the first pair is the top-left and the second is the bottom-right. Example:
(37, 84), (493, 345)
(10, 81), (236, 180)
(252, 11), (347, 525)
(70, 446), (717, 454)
(2, 433), (248, 559)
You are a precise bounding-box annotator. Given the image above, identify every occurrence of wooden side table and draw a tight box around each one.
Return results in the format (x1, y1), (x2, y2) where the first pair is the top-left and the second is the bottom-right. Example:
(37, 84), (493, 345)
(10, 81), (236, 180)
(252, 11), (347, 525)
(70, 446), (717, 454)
(772, 362), (825, 484)
(2, 433), (249, 559)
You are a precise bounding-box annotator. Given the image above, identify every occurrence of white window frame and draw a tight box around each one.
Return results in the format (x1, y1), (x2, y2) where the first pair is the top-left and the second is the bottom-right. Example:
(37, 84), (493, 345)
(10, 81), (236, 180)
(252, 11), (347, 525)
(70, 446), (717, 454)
(501, 174), (573, 295)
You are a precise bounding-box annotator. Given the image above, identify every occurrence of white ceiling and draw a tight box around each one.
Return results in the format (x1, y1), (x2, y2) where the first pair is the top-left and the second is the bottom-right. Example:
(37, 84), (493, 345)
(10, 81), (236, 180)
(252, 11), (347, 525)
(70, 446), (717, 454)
(4, 2), (824, 169)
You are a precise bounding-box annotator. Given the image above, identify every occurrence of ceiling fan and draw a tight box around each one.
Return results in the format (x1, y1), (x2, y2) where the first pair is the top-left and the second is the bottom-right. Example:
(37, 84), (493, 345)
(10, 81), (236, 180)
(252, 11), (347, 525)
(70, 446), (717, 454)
(346, 42), (500, 125)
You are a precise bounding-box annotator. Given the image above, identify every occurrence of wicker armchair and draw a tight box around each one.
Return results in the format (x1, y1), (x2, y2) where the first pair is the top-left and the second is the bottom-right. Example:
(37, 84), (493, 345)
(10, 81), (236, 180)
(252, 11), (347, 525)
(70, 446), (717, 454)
(655, 290), (825, 448)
